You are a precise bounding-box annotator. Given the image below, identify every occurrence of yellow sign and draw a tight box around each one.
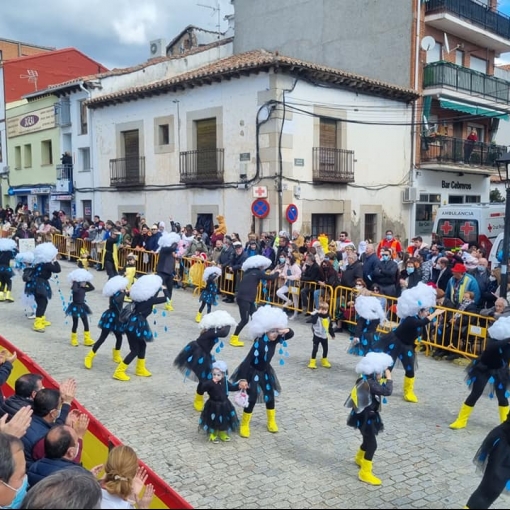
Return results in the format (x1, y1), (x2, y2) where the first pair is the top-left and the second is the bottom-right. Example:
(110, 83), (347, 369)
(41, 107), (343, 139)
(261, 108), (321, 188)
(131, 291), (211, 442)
(7, 106), (56, 138)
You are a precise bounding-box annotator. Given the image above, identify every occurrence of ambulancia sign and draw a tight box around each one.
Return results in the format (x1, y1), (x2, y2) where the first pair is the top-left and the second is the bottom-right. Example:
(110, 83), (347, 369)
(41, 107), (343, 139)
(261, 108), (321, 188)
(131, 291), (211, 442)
(7, 106), (56, 138)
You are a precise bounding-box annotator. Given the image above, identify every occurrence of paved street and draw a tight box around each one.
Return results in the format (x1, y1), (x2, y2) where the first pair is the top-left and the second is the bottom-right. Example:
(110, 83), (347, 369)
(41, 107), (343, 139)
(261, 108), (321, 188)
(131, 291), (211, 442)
(1, 260), (509, 509)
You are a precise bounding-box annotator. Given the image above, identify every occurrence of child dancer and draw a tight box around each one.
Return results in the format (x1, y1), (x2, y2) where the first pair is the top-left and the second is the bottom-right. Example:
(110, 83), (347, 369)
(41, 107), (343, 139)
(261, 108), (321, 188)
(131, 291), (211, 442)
(113, 274), (166, 381)
(156, 231), (181, 312)
(450, 315), (510, 430)
(121, 253), (138, 301)
(174, 310), (237, 411)
(0, 239), (17, 303)
(195, 266), (221, 323)
(77, 247), (91, 269)
(25, 242), (61, 333)
(344, 351), (394, 486)
(66, 268), (95, 347)
(230, 305), (294, 438)
(348, 295), (387, 357)
(374, 282), (443, 403)
(15, 251), (36, 319)
(307, 300), (335, 369)
(84, 275), (129, 369)
(198, 360), (248, 443)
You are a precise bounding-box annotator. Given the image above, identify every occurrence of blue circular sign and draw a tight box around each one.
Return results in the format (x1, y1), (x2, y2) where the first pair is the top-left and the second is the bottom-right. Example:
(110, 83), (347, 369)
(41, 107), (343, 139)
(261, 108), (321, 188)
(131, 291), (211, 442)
(252, 199), (270, 219)
(7, 188), (14, 196)
(286, 204), (298, 223)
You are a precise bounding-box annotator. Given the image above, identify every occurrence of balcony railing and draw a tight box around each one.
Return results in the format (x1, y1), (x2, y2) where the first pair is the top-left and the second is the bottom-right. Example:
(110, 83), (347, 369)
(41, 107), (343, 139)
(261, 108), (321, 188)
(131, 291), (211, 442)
(425, 0), (510, 40)
(312, 147), (355, 183)
(110, 157), (145, 187)
(423, 61), (510, 105)
(180, 149), (224, 184)
(421, 135), (506, 168)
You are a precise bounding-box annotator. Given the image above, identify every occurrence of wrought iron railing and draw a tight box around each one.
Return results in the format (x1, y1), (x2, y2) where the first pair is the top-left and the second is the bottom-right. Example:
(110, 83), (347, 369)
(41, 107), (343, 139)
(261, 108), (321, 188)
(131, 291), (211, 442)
(179, 149), (224, 184)
(423, 61), (510, 104)
(425, 0), (510, 40)
(110, 157), (145, 187)
(420, 135), (506, 168)
(312, 147), (355, 183)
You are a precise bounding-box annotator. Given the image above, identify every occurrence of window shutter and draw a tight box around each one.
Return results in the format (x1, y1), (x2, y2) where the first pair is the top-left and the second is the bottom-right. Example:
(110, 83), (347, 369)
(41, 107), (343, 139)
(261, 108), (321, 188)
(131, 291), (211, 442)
(196, 118), (217, 150)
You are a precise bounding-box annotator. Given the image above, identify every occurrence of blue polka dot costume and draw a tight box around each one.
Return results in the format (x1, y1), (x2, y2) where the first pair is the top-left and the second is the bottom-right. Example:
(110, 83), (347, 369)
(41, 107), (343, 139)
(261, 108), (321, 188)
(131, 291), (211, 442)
(98, 291), (125, 332)
(199, 276), (219, 307)
(65, 281), (94, 318)
(0, 239), (17, 298)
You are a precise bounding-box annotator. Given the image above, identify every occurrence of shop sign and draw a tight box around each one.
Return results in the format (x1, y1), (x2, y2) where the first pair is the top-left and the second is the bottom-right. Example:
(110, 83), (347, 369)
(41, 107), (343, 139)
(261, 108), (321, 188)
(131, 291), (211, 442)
(415, 220), (433, 236)
(30, 188), (51, 195)
(441, 180), (472, 190)
(7, 106), (56, 138)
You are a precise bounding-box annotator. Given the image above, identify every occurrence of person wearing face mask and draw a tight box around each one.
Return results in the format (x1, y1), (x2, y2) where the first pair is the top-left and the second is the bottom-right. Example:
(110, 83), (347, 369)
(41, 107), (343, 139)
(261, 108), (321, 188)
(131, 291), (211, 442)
(399, 257), (422, 293)
(274, 254), (302, 320)
(468, 257), (495, 309)
(376, 230), (402, 260)
(0, 433), (28, 510)
(372, 249), (399, 298)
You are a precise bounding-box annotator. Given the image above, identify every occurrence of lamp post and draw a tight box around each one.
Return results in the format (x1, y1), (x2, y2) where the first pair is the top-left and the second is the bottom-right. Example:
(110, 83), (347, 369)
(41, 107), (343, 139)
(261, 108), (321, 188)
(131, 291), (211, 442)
(495, 153), (510, 300)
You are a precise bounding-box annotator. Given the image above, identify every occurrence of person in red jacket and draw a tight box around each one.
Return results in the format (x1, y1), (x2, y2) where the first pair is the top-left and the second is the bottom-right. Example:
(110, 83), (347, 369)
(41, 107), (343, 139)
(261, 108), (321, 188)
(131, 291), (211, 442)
(376, 231), (402, 260)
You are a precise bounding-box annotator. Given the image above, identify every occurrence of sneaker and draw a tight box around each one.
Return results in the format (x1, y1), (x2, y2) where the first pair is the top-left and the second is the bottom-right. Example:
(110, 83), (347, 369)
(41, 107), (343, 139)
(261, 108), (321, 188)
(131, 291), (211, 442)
(27, 313), (36, 319)
(219, 432), (231, 442)
(209, 434), (219, 444)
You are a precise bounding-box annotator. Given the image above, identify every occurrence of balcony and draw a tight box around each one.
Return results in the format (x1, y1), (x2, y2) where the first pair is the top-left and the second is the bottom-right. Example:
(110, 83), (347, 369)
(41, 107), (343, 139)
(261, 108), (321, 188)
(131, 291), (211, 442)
(110, 157), (145, 187)
(55, 164), (73, 193)
(423, 61), (510, 107)
(312, 147), (355, 183)
(420, 135), (506, 171)
(180, 149), (224, 184)
(424, 0), (510, 53)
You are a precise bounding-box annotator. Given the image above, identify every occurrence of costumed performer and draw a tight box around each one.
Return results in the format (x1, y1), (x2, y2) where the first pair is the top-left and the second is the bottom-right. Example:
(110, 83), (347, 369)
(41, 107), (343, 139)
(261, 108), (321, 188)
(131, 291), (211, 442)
(66, 268), (95, 347)
(195, 266), (221, 323)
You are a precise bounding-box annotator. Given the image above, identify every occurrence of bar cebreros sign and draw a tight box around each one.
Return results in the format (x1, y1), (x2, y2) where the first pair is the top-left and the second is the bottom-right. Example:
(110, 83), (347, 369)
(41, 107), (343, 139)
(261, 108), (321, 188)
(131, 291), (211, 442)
(7, 106), (56, 138)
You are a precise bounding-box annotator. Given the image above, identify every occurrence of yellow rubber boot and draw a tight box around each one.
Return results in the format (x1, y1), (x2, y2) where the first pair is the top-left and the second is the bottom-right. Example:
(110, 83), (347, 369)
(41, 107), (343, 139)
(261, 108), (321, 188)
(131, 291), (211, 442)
(113, 361), (130, 381)
(218, 431), (231, 442)
(229, 334), (244, 347)
(359, 459), (382, 485)
(239, 412), (252, 438)
(499, 405), (509, 423)
(84, 350), (96, 369)
(450, 403), (474, 429)
(194, 392), (204, 412)
(33, 317), (45, 333)
(135, 358), (152, 377)
(0, 291), (4, 301)
(354, 448), (365, 467)
(403, 376), (418, 403)
(42, 316), (51, 326)
(195, 311), (202, 323)
(307, 358), (317, 369)
(165, 300), (174, 311)
(112, 349), (122, 364)
(321, 358), (332, 368)
(70, 332), (79, 347)
(266, 409), (278, 433)
(83, 331), (94, 346)
(4, 291), (13, 303)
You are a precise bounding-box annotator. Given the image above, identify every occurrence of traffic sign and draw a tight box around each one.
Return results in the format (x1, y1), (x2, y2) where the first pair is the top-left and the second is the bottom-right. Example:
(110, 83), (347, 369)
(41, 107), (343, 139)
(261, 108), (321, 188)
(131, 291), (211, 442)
(285, 203), (299, 224)
(251, 199), (270, 219)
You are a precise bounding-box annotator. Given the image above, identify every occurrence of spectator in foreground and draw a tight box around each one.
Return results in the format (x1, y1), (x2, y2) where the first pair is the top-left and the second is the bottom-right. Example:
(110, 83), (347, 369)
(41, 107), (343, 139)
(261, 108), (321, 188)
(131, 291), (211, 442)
(0, 432), (27, 509)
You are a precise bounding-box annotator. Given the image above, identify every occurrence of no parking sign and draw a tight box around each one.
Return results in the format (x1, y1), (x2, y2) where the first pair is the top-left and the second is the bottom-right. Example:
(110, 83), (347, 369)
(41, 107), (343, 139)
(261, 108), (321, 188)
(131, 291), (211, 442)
(251, 199), (270, 219)
(285, 204), (299, 223)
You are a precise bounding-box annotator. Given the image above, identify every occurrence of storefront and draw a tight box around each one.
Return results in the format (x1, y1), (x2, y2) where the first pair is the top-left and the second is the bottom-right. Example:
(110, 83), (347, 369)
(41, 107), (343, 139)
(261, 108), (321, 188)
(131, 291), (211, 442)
(6, 186), (53, 216)
(50, 194), (75, 218)
(413, 170), (489, 244)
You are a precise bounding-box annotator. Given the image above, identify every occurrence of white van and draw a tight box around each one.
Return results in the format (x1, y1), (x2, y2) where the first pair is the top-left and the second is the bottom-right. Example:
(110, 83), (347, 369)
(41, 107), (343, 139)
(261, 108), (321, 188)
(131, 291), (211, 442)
(488, 232), (506, 269)
(432, 203), (505, 254)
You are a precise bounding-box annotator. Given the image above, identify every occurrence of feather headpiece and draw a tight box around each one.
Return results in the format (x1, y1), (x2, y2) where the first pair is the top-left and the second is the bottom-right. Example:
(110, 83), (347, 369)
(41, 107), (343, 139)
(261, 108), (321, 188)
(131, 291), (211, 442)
(67, 268), (94, 284)
(129, 274), (162, 302)
(355, 352), (394, 376)
(242, 255), (272, 272)
(247, 305), (288, 340)
(396, 282), (436, 319)
(33, 243), (58, 264)
(202, 266), (221, 282)
(198, 310), (237, 330)
(102, 275), (129, 297)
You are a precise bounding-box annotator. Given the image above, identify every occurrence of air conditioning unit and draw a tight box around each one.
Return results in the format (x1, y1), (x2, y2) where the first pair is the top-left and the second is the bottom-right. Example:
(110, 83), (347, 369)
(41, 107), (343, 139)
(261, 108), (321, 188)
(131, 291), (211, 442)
(402, 187), (418, 203)
(0, 166), (10, 175)
(149, 39), (166, 59)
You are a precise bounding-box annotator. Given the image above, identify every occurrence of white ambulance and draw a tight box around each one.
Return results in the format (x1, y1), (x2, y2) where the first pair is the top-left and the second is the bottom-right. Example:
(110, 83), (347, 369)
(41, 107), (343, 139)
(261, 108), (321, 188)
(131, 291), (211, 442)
(431, 203), (505, 254)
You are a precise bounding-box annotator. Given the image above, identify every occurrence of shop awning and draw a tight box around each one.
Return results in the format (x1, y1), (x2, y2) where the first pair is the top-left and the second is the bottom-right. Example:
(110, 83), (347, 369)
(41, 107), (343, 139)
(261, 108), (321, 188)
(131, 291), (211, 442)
(439, 98), (509, 120)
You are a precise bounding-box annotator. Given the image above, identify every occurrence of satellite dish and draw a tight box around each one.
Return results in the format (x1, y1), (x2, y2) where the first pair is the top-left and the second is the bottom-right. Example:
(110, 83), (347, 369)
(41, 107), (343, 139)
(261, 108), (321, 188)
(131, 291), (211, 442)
(421, 36), (436, 52)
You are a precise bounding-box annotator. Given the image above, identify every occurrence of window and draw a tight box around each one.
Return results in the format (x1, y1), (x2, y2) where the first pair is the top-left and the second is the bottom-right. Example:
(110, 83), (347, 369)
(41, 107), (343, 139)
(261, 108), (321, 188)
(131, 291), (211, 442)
(14, 146), (21, 170)
(41, 140), (53, 165)
(470, 56), (487, 74)
(448, 195), (464, 204)
(436, 218), (478, 244)
(319, 118), (338, 149)
(465, 195), (481, 203)
(0, 50), (3, 62)
(426, 42), (442, 63)
(311, 214), (336, 241)
(79, 101), (88, 135)
(195, 118), (217, 176)
(364, 214), (377, 243)
(79, 148), (91, 172)
(82, 200), (92, 221)
(158, 124), (170, 146)
(23, 144), (32, 168)
(455, 50), (464, 67)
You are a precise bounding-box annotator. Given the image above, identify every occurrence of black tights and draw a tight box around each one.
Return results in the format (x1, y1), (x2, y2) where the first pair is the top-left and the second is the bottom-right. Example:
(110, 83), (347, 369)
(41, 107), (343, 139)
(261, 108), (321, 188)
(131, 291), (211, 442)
(158, 272), (174, 302)
(124, 334), (147, 365)
(465, 374), (508, 407)
(35, 296), (48, 317)
(245, 399), (275, 414)
(466, 468), (506, 508)
(233, 299), (256, 336)
(93, 330), (123, 353)
(72, 316), (90, 334)
(311, 335), (328, 359)
(360, 430), (377, 461)
(0, 276), (12, 292)
(198, 302), (212, 314)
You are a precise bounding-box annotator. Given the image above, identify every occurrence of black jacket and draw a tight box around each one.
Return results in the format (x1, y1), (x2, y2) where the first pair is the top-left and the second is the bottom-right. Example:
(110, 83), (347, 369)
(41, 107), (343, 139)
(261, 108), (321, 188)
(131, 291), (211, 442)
(134, 294), (167, 318)
(236, 268), (279, 302)
(70, 282), (94, 304)
(28, 458), (89, 487)
(341, 260), (364, 288)
(0, 394), (32, 419)
(156, 245), (178, 275)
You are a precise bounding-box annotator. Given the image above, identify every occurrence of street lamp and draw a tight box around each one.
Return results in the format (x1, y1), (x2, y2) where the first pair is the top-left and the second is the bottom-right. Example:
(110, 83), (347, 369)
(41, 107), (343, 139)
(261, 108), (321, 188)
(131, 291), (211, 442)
(495, 152), (510, 299)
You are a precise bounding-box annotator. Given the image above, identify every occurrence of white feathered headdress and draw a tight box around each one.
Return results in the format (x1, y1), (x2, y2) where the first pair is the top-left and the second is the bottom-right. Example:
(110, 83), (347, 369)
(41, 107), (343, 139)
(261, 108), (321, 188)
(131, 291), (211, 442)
(15, 251), (34, 265)
(242, 255), (272, 272)
(102, 275), (129, 297)
(67, 268), (94, 285)
(33, 243), (58, 264)
(158, 232), (181, 248)
(355, 295), (386, 324)
(396, 282), (437, 319)
(198, 310), (237, 330)
(129, 274), (162, 302)
(488, 316), (510, 341)
(247, 305), (288, 340)
(0, 239), (17, 252)
(355, 352), (394, 376)
(202, 266), (221, 282)
(212, 360), (228, 373)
